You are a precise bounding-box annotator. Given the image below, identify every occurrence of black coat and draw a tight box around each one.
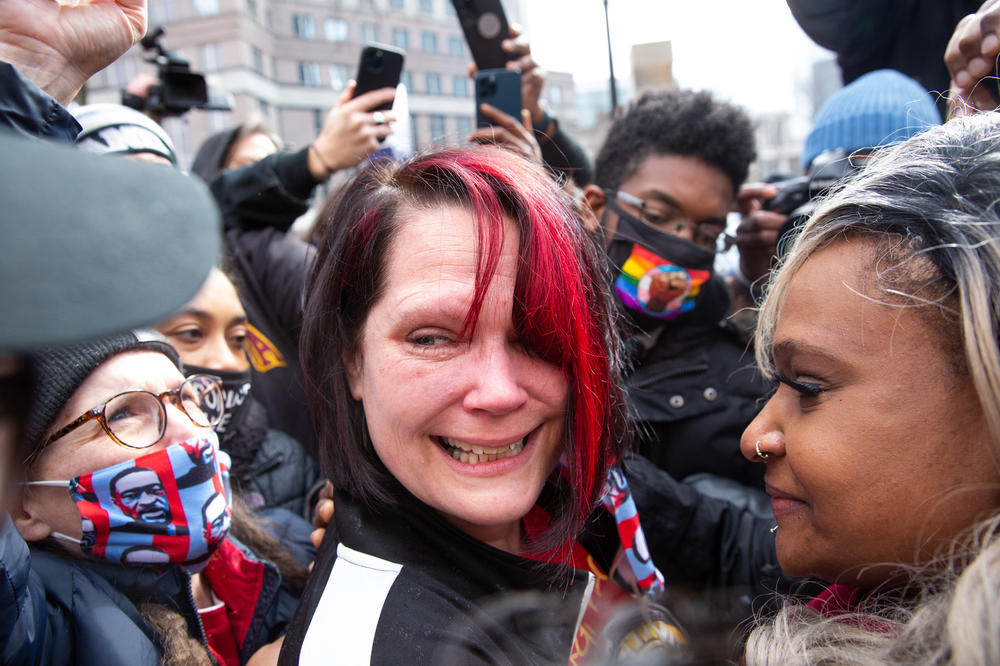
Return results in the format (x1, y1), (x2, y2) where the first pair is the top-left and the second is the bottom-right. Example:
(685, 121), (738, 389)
(3, 535), (298, 665)
(626, 283), (772, 489)
(192, 134), (322, 459)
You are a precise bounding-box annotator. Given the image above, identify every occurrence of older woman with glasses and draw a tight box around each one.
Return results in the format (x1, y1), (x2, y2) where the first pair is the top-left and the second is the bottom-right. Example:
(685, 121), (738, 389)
(10, 330), (304, 665)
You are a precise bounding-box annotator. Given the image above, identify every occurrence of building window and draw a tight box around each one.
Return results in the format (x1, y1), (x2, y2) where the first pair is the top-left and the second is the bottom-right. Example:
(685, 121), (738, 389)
(421, 31), (437, 53)
(419, 0), (433, 12)
(198, 43), (220, 72)
(329, 64), (350, 91)
(360, 22), (378, 44)
(192, 0), (218, 15)
(448, 36), (465, 56)
(452, 75), (468, 97)
(429, 114), (446, 141)
(245, 0), (256, 19)
(456, 115), (472, 137)
(298, 62), (321, 87)
(251, 46), (264, 74)
(425, 73), (441, 95)
(293, 14), (315, 39)
(149, 0), (175, 24)
(324, 18), (348, 42)
(444, 1), (456, 15)
(400, 71), (413, 92)
(392, 27), (409, 49)
(390, 0), (404, 7)
(546, 85), (563, 106)
(314, 109), (325, 135)
(101, 56), (138, 87)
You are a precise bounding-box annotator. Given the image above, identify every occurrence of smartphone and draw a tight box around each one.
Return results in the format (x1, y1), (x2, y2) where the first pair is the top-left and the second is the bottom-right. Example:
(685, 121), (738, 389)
(450, 0), (511, 71)
(475, 68), (522, 128)
(352, 43), (405, 111)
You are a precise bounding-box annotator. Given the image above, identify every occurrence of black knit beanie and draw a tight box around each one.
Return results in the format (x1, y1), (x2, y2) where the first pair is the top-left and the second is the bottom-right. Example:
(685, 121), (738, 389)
(22, 329), (181, 461)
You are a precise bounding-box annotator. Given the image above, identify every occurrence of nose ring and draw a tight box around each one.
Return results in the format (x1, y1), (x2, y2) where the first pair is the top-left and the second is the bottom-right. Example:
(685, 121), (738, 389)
(755, 440), (769, 461)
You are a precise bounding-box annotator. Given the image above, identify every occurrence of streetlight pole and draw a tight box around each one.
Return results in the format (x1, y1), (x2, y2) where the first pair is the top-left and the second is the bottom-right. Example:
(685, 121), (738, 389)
(603, 0), (618, 115)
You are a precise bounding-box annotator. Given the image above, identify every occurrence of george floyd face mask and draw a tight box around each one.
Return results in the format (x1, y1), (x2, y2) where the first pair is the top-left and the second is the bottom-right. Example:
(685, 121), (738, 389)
(603, 195), (721, 331)
(183, 364), (252, 436)
(24, 432), (232, 573)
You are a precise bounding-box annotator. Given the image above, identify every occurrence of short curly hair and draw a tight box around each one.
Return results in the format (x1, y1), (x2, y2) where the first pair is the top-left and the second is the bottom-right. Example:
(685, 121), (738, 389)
(593, 88), (756, 194)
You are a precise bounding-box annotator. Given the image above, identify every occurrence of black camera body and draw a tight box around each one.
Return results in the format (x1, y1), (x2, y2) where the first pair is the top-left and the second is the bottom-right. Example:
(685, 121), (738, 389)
(764, 150), (857, 255)
(122, 26), (230, 118)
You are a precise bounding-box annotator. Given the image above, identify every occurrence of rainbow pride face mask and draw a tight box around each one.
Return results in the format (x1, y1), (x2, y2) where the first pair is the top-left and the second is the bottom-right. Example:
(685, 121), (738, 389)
(26, 433), (232, 573)
(604, 199), (715, 327)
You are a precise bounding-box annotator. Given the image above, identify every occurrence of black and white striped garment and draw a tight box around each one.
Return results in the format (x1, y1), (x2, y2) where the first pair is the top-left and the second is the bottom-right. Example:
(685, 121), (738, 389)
(279, 487), (595, 665)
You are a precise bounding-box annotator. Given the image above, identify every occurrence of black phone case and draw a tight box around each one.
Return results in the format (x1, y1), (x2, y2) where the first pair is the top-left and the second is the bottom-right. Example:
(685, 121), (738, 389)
(353, 43), (405, 111)
(475, 69), (522, 128)
(451, 0), (510, 71)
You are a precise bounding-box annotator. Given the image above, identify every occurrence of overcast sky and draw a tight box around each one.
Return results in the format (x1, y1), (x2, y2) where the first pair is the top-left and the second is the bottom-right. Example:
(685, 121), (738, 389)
(522, 0), (833, 115)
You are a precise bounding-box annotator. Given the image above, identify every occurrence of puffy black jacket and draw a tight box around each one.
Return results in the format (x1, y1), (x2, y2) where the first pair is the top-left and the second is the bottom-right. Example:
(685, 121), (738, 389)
(0, 62), (79, 142)
(3, 536), (297, 665)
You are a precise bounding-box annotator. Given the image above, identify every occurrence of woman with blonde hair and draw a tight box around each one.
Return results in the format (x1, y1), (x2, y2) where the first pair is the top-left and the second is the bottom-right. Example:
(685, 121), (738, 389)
(741, 111), (1000, 663)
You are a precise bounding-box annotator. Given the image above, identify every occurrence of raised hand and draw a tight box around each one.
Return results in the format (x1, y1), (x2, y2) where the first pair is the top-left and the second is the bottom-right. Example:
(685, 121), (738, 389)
(0, 0), (147, 105)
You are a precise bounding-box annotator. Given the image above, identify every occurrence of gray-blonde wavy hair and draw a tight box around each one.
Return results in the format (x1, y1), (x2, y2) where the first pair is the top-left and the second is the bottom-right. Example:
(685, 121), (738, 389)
(746, 112), (1000, 664)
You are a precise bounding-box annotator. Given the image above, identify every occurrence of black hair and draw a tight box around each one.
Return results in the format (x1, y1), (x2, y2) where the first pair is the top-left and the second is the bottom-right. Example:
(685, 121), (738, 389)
(593, 88), (757, 194)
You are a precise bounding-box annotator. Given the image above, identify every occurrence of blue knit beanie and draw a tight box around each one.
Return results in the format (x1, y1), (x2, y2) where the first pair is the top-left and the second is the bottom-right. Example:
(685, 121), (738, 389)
(802, 69), (941, 169)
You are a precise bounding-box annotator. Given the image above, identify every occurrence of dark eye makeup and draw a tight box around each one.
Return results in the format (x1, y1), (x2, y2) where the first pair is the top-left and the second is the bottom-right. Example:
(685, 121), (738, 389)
(775, 371), (823, 397)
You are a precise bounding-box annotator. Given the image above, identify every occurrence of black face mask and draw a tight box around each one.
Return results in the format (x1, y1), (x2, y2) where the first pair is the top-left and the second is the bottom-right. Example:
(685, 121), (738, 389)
(604, 195), (725, 331)
(183, 364), (252, 435)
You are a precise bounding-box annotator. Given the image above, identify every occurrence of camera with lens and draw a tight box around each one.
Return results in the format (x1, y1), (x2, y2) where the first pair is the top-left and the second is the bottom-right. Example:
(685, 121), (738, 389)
(122, 26), (231, 118)
(764, 150), (857, 255)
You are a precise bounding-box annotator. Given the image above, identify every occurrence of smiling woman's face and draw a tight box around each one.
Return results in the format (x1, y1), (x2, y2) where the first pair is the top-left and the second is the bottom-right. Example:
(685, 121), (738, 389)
(345, 205), (568, 554)
(742, 238), (1000, 587)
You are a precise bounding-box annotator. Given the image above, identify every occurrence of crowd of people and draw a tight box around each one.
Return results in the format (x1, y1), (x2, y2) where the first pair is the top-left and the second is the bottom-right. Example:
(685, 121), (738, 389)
(5, 0), (1000, 664)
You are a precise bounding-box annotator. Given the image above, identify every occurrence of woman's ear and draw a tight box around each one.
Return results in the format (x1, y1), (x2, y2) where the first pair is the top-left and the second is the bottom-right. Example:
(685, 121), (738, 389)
(343, 350), (363, 402)
(581, 185), (607, 236)
(12, 491), (54, 542)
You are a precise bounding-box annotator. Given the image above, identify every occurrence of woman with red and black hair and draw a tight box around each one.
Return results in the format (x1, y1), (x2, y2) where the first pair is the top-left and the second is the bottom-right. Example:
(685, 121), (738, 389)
(279, 147), (685, 664)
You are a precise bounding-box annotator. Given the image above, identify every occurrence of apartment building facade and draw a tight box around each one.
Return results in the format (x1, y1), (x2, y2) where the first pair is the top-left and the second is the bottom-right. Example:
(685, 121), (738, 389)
(84, 0), (579, 169)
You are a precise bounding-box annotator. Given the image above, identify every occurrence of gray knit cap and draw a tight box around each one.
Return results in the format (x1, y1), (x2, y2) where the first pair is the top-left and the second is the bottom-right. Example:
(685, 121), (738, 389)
(22, 330), (180, 461)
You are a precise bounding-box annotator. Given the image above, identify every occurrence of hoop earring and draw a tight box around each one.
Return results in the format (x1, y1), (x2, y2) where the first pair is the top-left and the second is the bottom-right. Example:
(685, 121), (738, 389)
(755, 440), (769, 461)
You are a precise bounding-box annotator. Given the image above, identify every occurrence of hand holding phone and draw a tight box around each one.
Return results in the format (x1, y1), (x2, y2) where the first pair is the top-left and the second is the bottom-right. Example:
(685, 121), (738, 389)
(450, 0), (511, 71)
(475, 69), (522, 128)
(352, 43), (405, 111)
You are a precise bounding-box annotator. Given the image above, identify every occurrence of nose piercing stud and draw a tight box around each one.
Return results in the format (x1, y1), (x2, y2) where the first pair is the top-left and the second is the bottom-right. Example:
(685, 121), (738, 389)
(755, 440), (769, 461)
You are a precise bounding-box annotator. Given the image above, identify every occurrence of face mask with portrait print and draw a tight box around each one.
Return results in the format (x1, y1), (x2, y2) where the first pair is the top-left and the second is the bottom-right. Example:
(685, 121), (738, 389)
(24, 432), (232, 573)
(182, 364), (252, 435)
(603, 197), (727, 331)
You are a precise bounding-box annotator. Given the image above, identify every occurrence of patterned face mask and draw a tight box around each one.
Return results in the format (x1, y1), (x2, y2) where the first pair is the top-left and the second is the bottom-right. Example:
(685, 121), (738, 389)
(25, 432), (232, 573)
(603, 197), (723, 332)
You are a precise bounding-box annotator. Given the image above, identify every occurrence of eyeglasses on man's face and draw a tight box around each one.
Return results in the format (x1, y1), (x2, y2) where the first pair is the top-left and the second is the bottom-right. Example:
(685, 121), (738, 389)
(34, 374), (224, 461)
(612, 189), (732, 251)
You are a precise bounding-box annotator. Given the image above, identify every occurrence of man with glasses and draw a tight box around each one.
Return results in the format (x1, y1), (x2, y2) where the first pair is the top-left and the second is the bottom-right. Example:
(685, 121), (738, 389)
(581, 88), (772, 494)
